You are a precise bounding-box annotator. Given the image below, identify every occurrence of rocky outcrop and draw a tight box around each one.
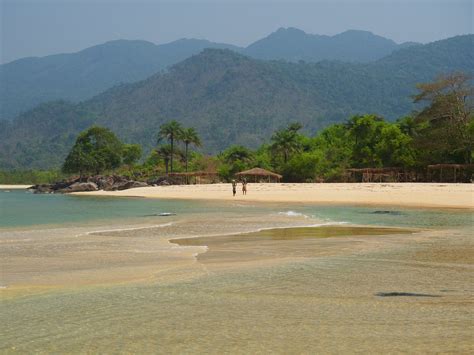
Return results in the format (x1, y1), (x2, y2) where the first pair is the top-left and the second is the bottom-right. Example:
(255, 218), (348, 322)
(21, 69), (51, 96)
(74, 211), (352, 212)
(29, 175), (152, 194)
(57, 182), (98, 193)
(147, 176), (180, 186)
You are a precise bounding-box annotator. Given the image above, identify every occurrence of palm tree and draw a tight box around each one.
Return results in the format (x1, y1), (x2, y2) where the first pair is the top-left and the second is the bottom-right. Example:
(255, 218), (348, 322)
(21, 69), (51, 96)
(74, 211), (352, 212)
(156, 145), (172, 174)
(157, 120), (183, 173)
(270, 123), (303, 163)
(181, 127), (202, 172)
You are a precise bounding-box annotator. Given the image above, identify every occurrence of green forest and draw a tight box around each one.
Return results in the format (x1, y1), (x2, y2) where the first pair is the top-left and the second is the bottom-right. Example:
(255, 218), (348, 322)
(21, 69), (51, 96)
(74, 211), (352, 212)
(2, 73), (472, 185)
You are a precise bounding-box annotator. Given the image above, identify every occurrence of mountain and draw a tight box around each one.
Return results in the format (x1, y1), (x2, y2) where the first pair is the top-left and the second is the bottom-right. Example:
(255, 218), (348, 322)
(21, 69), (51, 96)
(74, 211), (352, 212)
(242, 28), (418, 62)
(1, 29), (419, 120)
(0, 38), (238, 120)
(1, 35), (472, 170)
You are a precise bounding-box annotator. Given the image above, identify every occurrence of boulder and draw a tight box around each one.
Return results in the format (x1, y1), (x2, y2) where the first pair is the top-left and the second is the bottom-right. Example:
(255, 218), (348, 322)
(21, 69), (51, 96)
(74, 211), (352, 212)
(116, 181), (149, 190)
(30, 184), (54, 194)
(59, 182), (98, 193)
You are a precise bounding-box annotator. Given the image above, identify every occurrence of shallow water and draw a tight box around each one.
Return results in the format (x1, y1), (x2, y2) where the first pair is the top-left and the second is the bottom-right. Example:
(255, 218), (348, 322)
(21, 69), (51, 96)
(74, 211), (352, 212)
(1, 190), (473, 353)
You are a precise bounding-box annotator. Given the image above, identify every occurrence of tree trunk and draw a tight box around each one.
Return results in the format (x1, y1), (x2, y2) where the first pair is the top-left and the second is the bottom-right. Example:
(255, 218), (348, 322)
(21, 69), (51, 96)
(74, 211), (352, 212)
(170, 136), (174, 173)
(185, 143), (189, 172)
(165, 159), (169, 174)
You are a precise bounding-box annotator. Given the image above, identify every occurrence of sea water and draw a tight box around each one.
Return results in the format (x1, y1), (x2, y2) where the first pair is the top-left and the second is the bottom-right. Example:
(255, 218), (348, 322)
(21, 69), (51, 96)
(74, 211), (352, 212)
(1, 189), (472, 353)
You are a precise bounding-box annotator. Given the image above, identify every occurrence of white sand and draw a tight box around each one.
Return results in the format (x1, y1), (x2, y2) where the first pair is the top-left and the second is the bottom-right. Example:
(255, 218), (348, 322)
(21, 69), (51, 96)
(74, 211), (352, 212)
(73, 183), (474, 209)
(0, 184), (32, 189)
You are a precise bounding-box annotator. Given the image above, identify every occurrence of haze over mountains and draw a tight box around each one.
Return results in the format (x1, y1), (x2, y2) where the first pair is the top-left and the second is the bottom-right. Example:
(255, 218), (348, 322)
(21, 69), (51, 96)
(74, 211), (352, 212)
(1, 33), (472, 170)
(0, 28), (420, 120)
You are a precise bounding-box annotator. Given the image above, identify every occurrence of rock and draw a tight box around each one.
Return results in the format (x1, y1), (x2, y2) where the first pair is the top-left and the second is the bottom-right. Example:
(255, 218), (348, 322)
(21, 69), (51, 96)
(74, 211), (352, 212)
(59, 182), (98, 193)
(147, 176), (179, 186)
(31, 184), (54, 193)
(116, 181), (148, 190)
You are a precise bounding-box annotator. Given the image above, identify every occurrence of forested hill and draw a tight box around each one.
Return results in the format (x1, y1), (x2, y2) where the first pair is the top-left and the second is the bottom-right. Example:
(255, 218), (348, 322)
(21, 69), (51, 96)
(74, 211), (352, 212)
(1, 28), (417, 120)
(0, 35), (472, 170)
(0, 39), (238, 120)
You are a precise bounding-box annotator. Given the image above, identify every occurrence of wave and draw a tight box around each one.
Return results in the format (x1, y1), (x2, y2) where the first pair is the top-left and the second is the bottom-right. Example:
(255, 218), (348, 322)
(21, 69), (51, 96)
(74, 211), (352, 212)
(278, 210), (309, 218)
(77, 222), (174, 237)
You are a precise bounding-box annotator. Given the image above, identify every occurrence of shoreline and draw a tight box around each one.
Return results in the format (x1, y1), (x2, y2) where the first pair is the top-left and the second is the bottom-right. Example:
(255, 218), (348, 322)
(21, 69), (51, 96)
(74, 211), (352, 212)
(73, 183), (474, 210)
(0, 184), (32, 189)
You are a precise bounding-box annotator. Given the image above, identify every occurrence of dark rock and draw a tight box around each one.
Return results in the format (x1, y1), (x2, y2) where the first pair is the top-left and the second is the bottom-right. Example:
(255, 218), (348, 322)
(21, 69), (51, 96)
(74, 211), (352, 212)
(116, 181), (148, 190)
(371, 210), (402, 215)
(31, 184), (54, 193)
(375, 292), (441, 298)
(59, 182), (98, 193)
(147, 176), (179, 186)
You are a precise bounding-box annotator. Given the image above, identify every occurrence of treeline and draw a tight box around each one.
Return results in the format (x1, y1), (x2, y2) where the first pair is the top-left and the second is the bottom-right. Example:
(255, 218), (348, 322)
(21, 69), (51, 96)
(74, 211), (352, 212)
(0, 170), (66, 185)
(1, 73), (472, 184)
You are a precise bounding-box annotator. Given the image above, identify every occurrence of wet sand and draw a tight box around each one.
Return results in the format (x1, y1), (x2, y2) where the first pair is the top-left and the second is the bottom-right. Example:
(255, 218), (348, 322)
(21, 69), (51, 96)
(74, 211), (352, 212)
(74, 183), (474, 209)
(1, 195), (472, 353)
(1, 221), (472, 353)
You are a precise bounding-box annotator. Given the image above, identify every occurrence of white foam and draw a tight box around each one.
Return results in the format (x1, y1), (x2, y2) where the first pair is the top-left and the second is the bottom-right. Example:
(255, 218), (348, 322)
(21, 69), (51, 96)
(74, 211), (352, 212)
(278, 211), (308, 218)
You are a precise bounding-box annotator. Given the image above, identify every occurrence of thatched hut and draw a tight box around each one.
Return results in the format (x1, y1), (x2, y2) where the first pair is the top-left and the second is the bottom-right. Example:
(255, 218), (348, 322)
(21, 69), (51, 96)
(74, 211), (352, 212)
(345, 167), (406, 182)
(235, 168), (282, 183)
(427, 164), (474, 183)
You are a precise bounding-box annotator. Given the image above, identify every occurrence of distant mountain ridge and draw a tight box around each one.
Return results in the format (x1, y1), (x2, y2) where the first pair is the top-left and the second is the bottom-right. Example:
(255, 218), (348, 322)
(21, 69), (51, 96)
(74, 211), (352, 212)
(1, 35), (472, 170)
(1, 28), (419, 120)
(244, 28), (417, 62)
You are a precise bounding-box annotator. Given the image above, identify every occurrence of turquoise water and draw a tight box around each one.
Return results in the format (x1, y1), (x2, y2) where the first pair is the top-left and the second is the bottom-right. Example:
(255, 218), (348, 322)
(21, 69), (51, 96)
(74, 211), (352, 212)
(297, 204), (474, 228)
(0, 190), (237, 228)
(1, 189), (472, 228)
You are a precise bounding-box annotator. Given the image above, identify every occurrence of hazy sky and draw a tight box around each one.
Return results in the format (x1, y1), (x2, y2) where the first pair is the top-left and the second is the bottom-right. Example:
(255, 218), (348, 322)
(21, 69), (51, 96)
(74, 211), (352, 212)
(1, 0), (472, 64)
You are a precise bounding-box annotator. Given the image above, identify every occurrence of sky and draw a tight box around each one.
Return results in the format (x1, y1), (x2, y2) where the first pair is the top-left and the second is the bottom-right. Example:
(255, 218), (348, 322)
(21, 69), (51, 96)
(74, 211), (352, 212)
(1, 0), (473, 64)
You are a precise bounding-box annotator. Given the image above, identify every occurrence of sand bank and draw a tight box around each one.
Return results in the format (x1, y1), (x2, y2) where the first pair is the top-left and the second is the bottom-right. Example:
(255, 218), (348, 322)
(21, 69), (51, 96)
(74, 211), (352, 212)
(0, 184), (32, 189)
(74, 183), (474, 209)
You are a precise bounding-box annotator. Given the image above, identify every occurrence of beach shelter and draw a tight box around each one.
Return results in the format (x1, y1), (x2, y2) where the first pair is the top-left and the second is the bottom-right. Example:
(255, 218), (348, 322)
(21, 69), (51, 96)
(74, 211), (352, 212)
(235, 167), (282, 183)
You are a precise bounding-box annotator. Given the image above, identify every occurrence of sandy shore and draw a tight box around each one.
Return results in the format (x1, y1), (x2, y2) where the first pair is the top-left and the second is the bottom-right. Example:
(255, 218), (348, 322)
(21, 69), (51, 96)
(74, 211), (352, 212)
(74, 183), (474, 209)
(0, 184), (32, 189)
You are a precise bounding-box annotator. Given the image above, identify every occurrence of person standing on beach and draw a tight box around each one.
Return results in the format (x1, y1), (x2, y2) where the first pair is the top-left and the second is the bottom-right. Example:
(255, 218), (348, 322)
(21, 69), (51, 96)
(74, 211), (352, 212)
(232, 179), (237, 196)
(242, 179), (247, 195)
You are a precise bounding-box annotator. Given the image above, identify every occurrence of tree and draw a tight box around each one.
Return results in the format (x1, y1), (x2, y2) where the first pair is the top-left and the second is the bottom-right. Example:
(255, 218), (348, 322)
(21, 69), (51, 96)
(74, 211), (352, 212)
(181, 127), (201, 172)
(414, 72), (473, 163)
(346, 115), (414, 168)
(157, 120), (184, 173)
(155, 145), (172, 174)
(122, 144), (142, 168)
(62, 126), (123, 177)
(218, 145), (255, 180)
(312, 124), (354, 180)
(270, 122), (303, 164)
(346, 115), (385, 167)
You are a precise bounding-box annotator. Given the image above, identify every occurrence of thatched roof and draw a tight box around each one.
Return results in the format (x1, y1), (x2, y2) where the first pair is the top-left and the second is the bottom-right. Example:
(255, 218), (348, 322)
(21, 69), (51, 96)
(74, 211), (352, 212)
(235, 168), (282, 179)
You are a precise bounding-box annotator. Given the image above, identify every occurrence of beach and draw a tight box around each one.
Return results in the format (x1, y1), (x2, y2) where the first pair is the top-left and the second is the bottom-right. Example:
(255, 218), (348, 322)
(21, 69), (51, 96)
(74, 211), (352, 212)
(74, 182), (474, 209)
(0, 184), (32, 189)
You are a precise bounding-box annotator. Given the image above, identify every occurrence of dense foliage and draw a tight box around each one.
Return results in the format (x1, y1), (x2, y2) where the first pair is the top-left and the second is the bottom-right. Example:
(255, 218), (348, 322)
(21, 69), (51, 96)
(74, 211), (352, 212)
(62, 126), (127, 177)
(2, 73), (472, 184)
(0, 35), (472, 171)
